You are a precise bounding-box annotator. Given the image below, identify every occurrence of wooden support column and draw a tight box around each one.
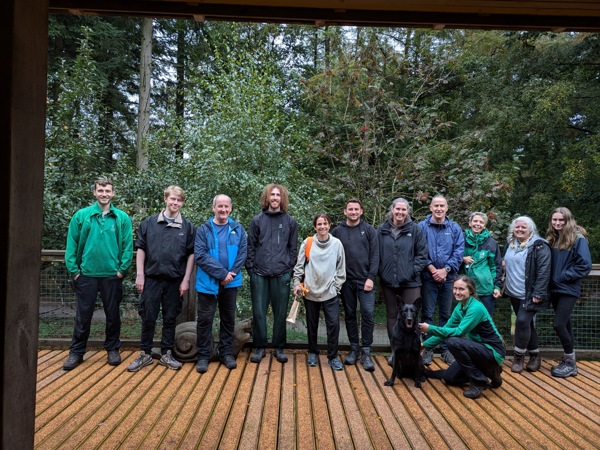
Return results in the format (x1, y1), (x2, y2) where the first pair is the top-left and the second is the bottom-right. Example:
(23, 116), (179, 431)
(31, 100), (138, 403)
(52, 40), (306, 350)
(0, 0), (48, 447)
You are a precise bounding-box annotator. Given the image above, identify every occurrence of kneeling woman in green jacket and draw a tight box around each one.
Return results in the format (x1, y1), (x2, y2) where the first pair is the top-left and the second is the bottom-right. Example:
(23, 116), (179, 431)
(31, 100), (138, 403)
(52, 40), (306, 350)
(419, 275), (505, 399)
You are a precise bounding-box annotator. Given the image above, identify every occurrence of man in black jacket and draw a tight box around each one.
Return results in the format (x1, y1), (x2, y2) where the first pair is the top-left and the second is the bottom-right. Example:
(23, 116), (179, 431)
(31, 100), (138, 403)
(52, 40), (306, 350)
(127, 185), (195, 372)
(246, 184), (298, 364)
(331, 199), (379, 371)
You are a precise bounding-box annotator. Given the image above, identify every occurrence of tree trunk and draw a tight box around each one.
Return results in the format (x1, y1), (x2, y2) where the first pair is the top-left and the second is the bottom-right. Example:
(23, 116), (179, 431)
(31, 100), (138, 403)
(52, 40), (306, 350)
(136, 17), (152, 170)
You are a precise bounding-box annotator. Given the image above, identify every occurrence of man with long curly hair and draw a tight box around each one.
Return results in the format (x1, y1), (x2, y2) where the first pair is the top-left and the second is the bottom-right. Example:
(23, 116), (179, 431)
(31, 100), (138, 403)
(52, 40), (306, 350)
(246, 184), (298, 363)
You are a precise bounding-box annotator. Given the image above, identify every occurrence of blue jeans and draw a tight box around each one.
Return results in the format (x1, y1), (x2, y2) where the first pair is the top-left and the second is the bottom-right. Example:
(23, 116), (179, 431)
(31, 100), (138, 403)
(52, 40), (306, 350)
(340, 279), (375, 349)
(70, 275), (123, 356)
(196, 287), (238, 359)
(479, 295), (495, 317)
(421, 279), (454, 351)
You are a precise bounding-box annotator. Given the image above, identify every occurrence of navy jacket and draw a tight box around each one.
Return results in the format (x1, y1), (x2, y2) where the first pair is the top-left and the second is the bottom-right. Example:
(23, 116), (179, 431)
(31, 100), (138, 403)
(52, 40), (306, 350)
(550, 234), (592, 298)
(418, 215), (465, 281)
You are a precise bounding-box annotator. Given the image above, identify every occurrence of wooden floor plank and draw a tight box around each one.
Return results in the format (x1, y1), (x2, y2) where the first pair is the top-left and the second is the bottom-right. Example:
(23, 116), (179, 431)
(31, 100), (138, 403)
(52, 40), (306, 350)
(34, 350), (600, 450)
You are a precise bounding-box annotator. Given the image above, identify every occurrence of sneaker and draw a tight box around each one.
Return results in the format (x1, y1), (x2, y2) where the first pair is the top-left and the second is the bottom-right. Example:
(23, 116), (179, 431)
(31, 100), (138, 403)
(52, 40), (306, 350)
(307, 353), (318, 367)
(344, 349), (358, 365)
(464, 383), (487, 399)
(441, 350), (456, 365)
(127, 351), (153, 372)
(490, 365), (503, 388)
(360, 348), (375, 372)
(274, 348), (288, 364)
(221, 354), (237, 370)
(196, 359), (209, 374)
(250, 348), (266, 363)
(422, 349), (434, 366)
(551, 359), (578, 378)
(328, 357), (343, 371)
(63, 353), (83, 371)
(159, 350), (182, 370)
(107, 350), (121, 366)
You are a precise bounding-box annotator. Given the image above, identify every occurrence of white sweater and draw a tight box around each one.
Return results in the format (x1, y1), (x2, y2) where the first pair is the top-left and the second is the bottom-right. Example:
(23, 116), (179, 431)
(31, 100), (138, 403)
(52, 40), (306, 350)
(293, 234), (346, 302)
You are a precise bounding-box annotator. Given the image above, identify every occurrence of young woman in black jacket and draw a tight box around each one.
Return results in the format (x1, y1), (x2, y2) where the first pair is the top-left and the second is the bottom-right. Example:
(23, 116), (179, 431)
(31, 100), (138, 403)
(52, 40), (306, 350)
(546, 207), (592, 378)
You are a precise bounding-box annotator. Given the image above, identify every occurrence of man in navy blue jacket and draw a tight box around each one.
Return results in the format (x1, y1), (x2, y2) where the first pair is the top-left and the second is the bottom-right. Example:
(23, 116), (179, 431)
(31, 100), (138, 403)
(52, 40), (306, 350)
(418, 195), (464, 365)
(331, 198), (379, 371)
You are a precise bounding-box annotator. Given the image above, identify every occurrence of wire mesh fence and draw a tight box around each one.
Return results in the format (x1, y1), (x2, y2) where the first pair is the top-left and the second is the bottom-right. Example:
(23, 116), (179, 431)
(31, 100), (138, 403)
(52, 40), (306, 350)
(40, 251), (600, 351)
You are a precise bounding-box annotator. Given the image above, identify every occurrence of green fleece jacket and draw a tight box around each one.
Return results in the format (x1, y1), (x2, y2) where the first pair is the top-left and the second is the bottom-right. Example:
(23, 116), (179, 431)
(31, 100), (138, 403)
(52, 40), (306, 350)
(423, 296), (505, 365)
(65, 202), (133, 277)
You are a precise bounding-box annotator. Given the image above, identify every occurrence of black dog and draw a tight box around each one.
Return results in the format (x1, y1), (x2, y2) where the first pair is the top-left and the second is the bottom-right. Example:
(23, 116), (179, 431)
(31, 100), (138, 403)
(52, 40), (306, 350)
(384, 298), (426, 388)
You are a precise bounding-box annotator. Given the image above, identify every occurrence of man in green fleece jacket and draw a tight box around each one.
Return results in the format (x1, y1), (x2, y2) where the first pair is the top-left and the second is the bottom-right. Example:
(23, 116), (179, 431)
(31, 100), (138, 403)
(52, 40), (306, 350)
(63, 178), (133, 370)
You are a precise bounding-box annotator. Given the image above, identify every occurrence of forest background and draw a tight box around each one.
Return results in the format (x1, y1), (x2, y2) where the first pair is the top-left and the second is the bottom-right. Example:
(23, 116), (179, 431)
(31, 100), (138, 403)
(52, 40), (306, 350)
(44, 16), (600, 261)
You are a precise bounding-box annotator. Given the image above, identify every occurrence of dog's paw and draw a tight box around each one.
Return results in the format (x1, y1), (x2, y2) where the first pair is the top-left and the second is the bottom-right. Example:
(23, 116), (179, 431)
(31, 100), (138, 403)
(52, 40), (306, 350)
(384, 379), (395, 386)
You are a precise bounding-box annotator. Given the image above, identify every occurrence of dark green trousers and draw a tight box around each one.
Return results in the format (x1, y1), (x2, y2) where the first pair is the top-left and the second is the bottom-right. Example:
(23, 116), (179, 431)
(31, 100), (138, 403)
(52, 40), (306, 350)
(250, 272), (291, 348)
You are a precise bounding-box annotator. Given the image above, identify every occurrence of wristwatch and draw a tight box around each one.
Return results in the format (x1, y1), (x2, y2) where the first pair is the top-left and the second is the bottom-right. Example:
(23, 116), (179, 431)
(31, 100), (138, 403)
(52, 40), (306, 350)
(444, 265), (451, 273)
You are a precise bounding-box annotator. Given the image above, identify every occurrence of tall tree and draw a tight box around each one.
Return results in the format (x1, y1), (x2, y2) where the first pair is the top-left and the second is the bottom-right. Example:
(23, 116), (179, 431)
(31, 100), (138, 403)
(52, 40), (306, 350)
(136, 18), (152, 170)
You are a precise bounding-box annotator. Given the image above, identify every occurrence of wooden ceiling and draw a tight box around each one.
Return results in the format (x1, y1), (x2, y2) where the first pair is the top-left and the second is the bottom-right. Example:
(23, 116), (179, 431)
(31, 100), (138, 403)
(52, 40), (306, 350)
(48, 0), (600, 32)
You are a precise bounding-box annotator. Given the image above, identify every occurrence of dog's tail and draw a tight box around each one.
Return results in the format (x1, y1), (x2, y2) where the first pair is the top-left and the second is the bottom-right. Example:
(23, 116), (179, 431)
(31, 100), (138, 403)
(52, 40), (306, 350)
(423, 368), (446, 379)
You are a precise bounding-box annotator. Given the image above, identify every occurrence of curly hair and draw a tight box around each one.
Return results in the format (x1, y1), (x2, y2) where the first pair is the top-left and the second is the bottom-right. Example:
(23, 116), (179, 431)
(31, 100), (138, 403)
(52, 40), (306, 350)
(546, 207), (588, 250)
(260, 184), (289, 212)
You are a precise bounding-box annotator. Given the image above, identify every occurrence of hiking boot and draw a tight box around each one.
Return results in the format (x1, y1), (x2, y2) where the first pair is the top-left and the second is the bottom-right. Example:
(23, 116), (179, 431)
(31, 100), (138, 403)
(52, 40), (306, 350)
(63, 353), (83, 371)
(551, 357), (578, 378)
(344, 348), (358, 366)
(511, 352), (525, 373)
(196, 359), (209, 374)
(526, 353), (541, 372)
(490, 365), (503, 388)
(328, 357), (343, 371)
(307, 353), (318, 367)
(274, 348), (288, 364)
(441, 350), (456, 365)
(360, 347), (375, 372)
(250, 348), (266, 363)
(221, 354), (237, 370)
(464, 383), (487, 399)
(159, 350), (182, 370)
(127, 351), (153, 372)
(422, 349), (434, 366)
(107, 350), (121, 366)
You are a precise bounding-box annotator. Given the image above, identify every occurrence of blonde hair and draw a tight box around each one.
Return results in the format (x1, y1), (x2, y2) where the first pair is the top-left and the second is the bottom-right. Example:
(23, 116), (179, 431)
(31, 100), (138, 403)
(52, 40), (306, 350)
(507, 216), (538, 249)
(164, 185), (185, 202)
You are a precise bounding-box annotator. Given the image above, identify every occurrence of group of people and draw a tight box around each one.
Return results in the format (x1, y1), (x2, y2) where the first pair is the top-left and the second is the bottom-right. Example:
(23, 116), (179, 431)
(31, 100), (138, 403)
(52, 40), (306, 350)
(61, 179), (592, 398)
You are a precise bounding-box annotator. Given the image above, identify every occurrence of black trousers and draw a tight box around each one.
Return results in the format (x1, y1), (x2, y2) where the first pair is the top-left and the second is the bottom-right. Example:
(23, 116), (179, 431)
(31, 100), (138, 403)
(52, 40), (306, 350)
(70, 275), (123, 356)
(305, 296), (340, 359)
(442, 336), (499, 386)
(196, 287), (237, 360)
(138, 276), (183, 354)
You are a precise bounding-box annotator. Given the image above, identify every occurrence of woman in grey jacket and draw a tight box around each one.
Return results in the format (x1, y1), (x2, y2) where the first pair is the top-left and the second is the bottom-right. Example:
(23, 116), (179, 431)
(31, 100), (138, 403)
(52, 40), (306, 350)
(503, 216), (551, 374)
(293, 213), (346, 370)
(546, 207), (592, 378)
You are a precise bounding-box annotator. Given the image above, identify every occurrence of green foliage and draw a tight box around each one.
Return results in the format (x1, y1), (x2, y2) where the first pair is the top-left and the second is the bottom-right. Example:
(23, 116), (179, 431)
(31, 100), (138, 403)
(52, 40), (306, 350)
(44, 16), (600, 261)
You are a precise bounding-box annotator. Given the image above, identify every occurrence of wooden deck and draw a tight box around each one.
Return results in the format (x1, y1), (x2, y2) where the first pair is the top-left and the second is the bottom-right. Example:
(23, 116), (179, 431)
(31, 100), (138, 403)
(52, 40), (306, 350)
(35, 349), (600, 449)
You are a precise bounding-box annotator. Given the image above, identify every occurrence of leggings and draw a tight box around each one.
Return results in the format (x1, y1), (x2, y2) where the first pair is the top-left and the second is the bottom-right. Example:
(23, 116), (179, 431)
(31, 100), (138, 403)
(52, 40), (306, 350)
(510, 297), (539, 354)
(551, 294), (578, 354)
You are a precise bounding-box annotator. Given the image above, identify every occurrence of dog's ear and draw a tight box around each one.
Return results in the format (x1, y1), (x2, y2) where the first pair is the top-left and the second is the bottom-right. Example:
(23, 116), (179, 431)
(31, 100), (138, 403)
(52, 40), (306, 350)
(395, 294), (405, 304)
(414, 297), (422, 309)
